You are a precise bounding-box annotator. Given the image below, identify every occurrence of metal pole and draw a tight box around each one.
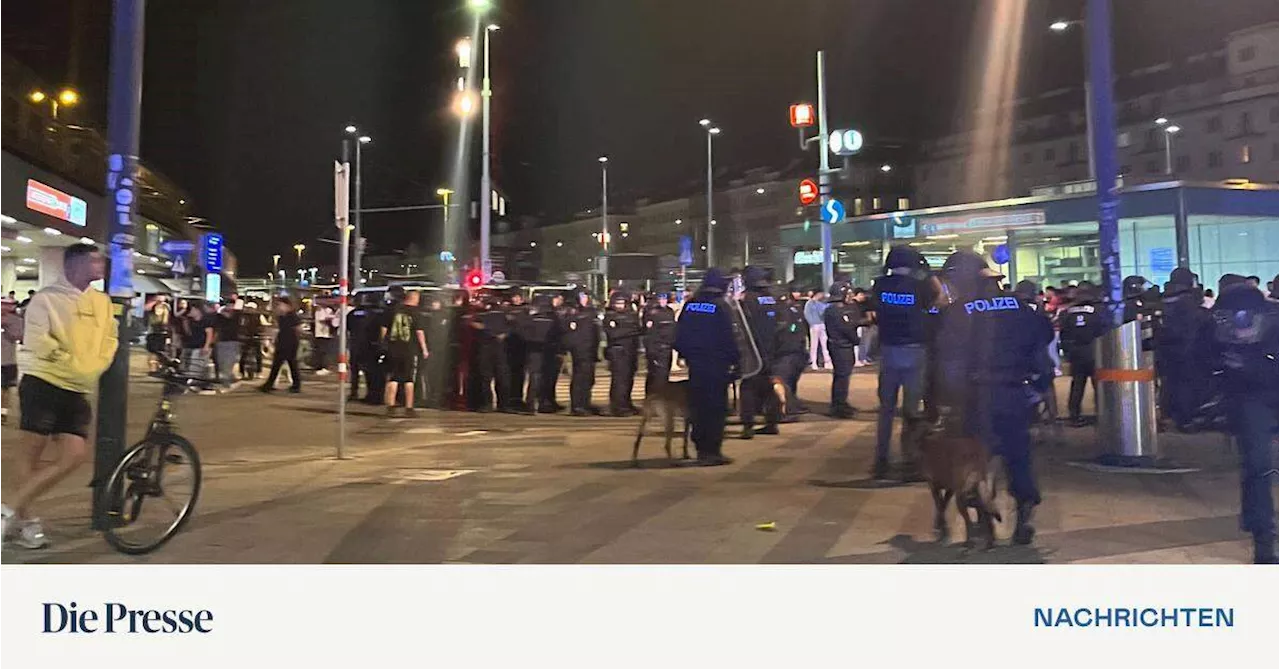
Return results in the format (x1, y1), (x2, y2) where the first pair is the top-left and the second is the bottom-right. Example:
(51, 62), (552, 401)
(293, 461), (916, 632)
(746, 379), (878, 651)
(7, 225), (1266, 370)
(93, 0), (146, 530)
(1084, 79), (1096, 182)
(705, 132), (715, 268)
(479, 27), (493, 279)
(744, 230), (750, 266)
(353, 139), (363, 288)
(817, 50), (834, 290)
(1087, 0), (1122, 326)
(337, 144), (350, 460)
(601, 160), (609, 295)
(1164, 131), (1173, 175)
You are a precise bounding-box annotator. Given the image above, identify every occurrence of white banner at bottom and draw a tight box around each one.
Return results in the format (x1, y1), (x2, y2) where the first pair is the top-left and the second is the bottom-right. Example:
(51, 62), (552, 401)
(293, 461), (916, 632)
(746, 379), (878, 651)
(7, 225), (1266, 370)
(2, 565), (1276, 667)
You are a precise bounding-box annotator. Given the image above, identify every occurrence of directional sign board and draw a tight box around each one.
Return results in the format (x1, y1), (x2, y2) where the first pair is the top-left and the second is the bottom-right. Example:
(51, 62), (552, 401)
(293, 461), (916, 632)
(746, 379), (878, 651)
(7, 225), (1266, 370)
(171, 255), (187, 276)
(200, 233), (224, 272)
(821, 199), (846, 224)
(789, 103), (815, 128)
(678, 235), (693, 266)
(159, 239), (195, 255)
(798, 179), (819, 206)
(829, 129), (864, 156)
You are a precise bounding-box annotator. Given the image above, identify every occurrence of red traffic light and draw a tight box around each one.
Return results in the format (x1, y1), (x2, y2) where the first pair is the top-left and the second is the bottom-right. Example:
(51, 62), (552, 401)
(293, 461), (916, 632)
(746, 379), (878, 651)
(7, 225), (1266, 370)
(465, 269), (484, 288)
(798, 178), (819, 206)
(789, 103), (815, 128)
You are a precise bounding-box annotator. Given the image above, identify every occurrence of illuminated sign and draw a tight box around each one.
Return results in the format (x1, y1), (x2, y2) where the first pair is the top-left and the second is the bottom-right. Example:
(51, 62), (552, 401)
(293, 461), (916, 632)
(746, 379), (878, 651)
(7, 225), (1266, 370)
(204, 273), (222, 303)
(789, 103), (815, 128)
(793, 250), (823, 266)
(26, 179), (88, 226)
(917, 210), (1046, 236)
(201, 233), (224, 272)
(829, 129), (864, 156)
(798, 179), (819, 206)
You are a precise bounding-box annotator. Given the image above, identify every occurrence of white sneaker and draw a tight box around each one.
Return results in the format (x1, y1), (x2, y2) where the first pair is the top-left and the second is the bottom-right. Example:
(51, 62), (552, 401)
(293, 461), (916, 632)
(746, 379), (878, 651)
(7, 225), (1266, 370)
(315, 369), (331, 376)
(13, 518), (49, 549)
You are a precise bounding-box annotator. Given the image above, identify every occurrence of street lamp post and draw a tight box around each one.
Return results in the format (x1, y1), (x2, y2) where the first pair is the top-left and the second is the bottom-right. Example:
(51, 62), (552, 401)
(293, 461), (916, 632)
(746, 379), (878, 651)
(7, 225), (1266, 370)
(29, 88), (80, 121)
(272, 254), (281, 289)
(344, 126), (371, 287)
(1050, 18), (1099, 183)
(699, 119), (720, 268)
(294, 243), (306, 267)
(599, 156), (609, 294)
(479, 20), (499, 280)
(1155, 117), (1180, 175)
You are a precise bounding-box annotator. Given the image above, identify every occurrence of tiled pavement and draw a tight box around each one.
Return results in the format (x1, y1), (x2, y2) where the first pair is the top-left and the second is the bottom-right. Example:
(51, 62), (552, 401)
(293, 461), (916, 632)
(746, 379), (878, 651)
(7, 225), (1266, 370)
(1, 352), (1267, 565)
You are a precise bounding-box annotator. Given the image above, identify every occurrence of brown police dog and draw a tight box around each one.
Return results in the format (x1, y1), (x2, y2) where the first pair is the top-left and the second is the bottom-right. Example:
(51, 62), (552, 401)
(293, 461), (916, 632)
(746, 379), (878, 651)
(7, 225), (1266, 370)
(907, 418), (1003, 549)
(633, 380), (692, 465)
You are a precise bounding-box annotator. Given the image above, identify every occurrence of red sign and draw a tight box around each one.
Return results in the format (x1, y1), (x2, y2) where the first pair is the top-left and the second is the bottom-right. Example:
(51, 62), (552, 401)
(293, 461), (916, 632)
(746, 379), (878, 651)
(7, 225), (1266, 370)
(464, 268), (484, 288)
(789, 103), (815, 128)
(798, 178), (819, 206)
(26, 179), (88, 226)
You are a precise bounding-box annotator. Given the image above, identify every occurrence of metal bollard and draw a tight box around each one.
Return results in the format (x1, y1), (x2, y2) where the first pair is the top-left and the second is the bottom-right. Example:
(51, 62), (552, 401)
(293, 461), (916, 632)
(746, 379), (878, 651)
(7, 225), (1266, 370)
(1093, 319), (1159, 466)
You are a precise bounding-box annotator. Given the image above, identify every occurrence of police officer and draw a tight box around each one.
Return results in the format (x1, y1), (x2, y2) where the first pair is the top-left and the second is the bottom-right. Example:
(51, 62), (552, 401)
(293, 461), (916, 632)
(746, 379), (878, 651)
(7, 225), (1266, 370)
(774, 281), (810, 419)
(1209, 274), (1279, 563)
(604, 291), (642, 417)
(823, 281), (861, 418)
(420, 295), (450, 408)
(1059, 283), (1108, 426)
(642, 291), (677, 393)
(505, 293), (528, 410)
(934, 250), (1053, 544)
(673, 268), (738, 466)
(345, 299), (377, 403)
(516, 294), (559, 414)
(738, 266), (781, 438)
(869, 245), (939, 480)
(539, 292), (570, 412)
(471, 294), (513, 412)
(563, 292), (601, 416)
(1156, 268), (1214, 430)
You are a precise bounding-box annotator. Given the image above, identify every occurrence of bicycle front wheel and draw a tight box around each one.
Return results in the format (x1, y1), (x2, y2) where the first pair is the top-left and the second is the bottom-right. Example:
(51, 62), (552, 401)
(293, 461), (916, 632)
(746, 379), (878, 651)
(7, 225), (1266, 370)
(100, 435), (202, 555)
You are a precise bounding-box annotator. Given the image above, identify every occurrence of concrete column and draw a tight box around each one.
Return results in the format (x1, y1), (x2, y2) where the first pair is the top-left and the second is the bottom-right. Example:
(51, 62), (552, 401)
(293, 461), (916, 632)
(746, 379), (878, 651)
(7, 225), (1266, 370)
(1, 257), (15, 293)
(39, 246), (65, 288)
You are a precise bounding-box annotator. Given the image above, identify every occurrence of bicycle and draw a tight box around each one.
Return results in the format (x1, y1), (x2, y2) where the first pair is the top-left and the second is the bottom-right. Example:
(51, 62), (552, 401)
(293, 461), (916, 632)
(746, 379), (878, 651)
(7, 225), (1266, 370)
(97, 360), (205, 554)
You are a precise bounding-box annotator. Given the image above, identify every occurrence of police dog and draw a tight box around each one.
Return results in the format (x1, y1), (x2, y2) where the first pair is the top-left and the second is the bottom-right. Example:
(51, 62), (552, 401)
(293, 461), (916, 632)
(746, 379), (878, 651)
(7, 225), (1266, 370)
(633, 380), (692, 465)
(907, 418), (1003, 549)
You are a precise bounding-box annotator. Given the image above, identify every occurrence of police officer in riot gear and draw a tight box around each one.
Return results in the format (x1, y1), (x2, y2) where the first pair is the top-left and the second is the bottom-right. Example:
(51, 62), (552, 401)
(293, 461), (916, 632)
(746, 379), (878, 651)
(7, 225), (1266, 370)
(738, 266), (781, 439)
(935, 250), (1053, 545)
(506, 293), (528, 410)
(823, 281), (861, 418)
(604, 291), (642, 416)
(1059, 283), (1108, 426)
(1209, 274), (1279, 563)
(471, 294), (514, 412)
(421, 295), (451, 408)
(869, 245), (940, 480)
(774, 280), (810, 418)
(674, 268), (739, 466)
(514, 294), (559, 414)
(564, 292), (601, 416)
(539, 292), (570, 412)
(1156, 268), (1215, 430)
(642, 291), (677, 393)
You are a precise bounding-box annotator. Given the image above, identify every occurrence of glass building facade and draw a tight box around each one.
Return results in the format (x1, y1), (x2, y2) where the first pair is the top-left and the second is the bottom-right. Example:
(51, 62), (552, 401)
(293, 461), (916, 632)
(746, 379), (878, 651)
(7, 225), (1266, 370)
(779, 182), (1278, 290)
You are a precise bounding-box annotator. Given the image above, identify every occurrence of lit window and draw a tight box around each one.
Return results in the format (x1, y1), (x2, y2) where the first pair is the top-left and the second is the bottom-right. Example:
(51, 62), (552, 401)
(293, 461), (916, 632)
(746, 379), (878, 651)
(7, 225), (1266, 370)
(872, 197), (881, 210)
(1241, 144), (1252, 164)
(853, 198), (864, 216)
(897, 197), (910, 211)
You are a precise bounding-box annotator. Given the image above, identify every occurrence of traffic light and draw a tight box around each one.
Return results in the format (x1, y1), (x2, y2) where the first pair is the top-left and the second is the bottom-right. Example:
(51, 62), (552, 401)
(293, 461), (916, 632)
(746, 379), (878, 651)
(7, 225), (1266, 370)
(464, 268), (484, 288)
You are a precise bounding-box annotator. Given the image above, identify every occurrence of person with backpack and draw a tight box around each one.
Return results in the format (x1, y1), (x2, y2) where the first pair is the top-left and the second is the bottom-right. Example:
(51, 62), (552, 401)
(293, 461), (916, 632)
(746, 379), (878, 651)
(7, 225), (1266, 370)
(1208, 274), (1278, 564)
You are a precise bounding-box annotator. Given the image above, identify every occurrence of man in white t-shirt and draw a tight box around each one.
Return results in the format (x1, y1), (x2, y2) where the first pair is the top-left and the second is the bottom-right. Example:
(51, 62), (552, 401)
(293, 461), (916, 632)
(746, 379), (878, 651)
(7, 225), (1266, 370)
(312, 302), (337, 374)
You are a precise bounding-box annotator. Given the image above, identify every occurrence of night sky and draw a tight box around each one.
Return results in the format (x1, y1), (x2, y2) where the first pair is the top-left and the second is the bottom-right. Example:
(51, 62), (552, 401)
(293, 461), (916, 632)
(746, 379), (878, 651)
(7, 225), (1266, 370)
(4, 0), (1276, 273)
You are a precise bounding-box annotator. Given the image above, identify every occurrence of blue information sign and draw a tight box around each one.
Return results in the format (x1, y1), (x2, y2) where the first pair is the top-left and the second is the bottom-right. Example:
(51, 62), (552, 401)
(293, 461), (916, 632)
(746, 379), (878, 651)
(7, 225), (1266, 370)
(201, 233), (224, 272)
(821, 199), (845, 224)
(1148, 247), (1176, 274)
(678, 235), (693, 266)
(160, 239), (196, 255)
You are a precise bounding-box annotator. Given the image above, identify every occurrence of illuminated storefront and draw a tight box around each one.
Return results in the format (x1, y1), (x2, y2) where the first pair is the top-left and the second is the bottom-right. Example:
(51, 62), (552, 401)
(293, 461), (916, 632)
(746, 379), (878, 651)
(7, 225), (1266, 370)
(779, 181), (1278, 290)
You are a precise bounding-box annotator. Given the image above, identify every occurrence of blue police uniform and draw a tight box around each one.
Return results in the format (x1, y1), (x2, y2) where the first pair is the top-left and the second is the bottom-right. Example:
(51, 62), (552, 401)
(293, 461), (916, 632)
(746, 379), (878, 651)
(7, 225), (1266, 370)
(1208, 280), (1278, 564)
(869, 253), (937, 478)
(774, 287), (810, 415)
(1059, 292), (1108, 423)
(936, 253), (1054, 543)
(738, 267), (781, 436)
(1156, 281), (1215, 429)
(674, 271), (740, 463)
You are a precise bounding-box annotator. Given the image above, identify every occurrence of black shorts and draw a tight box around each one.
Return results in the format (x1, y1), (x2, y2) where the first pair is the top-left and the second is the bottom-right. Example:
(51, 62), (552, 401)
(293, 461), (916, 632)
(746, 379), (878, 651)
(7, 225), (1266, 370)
(385, 350), (419, 383)
(2, 364), (17, 388)
(19, 375), (93, 438)
(145, 332), (169, 354)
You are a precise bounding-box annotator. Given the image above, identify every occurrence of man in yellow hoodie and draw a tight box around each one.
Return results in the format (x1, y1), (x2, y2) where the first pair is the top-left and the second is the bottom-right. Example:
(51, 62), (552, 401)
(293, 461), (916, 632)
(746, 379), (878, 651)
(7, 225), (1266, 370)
(2, 243), (117, 549)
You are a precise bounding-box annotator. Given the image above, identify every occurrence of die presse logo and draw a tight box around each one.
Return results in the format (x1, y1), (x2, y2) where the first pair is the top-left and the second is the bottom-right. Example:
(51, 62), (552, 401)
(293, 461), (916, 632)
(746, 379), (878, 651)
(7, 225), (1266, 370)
(43, 601), (213, 634)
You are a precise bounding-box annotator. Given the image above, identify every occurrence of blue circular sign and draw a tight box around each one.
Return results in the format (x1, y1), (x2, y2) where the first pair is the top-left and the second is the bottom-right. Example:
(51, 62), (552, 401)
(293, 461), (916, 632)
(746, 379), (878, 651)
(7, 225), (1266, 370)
(992, 243), (1011, 265)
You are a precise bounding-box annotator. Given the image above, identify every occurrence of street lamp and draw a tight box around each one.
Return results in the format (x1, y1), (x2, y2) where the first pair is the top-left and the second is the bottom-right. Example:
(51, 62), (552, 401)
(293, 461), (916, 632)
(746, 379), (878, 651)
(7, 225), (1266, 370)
(478, 20), (500, 280)
(1049, 18), (1096, 181)
(436, 187), (454, 230)
(456, 38), (474, 69)
(453, 89), (477, 117)
(880, 164), (893, 173)
(29, 87), (79, 120)
(1155, 118), (1181, 175)
(700, 119), (720, 268)
(294, 243), (306, 266)
(272, 254), (281, 285)
(344, 125), (372, 284)
(598, 155), (610, 292)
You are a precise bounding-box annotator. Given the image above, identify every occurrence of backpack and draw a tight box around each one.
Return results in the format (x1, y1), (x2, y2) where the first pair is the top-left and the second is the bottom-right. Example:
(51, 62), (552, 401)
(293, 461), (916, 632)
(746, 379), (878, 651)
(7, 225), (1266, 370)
(1213, 302), (1278, 393)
